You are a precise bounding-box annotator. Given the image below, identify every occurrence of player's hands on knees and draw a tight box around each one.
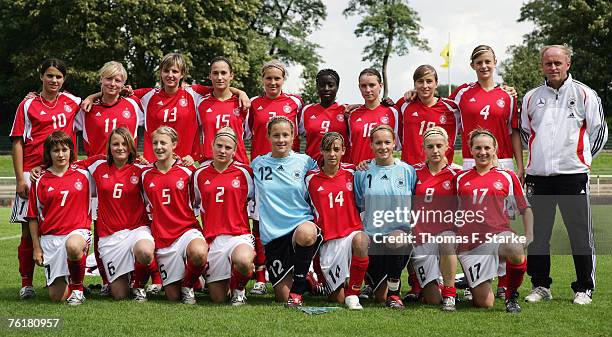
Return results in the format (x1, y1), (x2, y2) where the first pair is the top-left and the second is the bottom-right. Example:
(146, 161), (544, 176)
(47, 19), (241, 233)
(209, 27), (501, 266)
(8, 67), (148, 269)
(33, 247), (44, 266)
(16, 179), (29, 198)
(501, 85), (518, 98)
(356, 160), (370, 171)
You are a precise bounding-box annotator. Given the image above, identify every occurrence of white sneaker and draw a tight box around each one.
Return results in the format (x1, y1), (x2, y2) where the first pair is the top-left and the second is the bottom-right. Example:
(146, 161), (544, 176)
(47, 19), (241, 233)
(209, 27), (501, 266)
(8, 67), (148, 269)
(133, 288), (147, 302)
(99, 284), (111, 297)
(573, 292), (592, 305)
(524, 286), (552, 303)
(441, 296), (456, 311)
(19, 286), (36, 300)
(181, 287), (196, 305)
(463, 288), (473, 301)
(231, 289), (247, 306)
(249, 282), (267, 295)
(344, 295), (363, 310)
(146, 283), (162, 295)
(67, 290), (85, 306)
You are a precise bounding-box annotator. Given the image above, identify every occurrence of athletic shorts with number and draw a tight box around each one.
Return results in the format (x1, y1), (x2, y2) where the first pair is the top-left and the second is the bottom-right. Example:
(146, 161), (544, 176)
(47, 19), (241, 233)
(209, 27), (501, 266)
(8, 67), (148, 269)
(155, 229), (204, 286)
(264, 226), (323, 287)
(10, 172), (30, 223)
(205, 234), (255, 283)
(40, 229), (91, 286)
(411, 231), (456, 288)
(319, 230), (362, 293)
(248, 200), (259, 221)
(98, 226), (154, 283)
(458, 231), (516, 288)
(366, 254), (410, 293)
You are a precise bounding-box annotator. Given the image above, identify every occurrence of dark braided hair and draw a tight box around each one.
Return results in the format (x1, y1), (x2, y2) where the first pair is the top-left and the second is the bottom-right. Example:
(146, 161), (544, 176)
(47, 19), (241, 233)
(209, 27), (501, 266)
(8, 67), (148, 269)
(316, 68), (340, 87)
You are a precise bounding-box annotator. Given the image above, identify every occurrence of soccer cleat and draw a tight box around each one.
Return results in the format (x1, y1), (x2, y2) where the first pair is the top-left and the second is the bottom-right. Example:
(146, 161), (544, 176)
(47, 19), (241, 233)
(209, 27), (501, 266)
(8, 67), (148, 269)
(496, 286), (507, 300)
(67, 290), (85, 306)
(181, 287), (196, 305)
(230, 289), (247, 306)
(306, 272), (329, 296)
(146, 283), (163, 295)
(19, 286), (36, 300)
(133, 288), (147, 303)
(99, 284), (110, 297)
(441, 296), (456, 312)
(463, 288), (473, 301)
(573, 292), (592, 305)
(524, 286), (552, 303)
(359, 284), (373, 300)
(505, 291), (521, 313)
(286, 293), (303, 308)
(344, 295), (363, 310)
(403, 288), (420, 303)
(385, 295), (405, 309)
(249, 281), (268, 295)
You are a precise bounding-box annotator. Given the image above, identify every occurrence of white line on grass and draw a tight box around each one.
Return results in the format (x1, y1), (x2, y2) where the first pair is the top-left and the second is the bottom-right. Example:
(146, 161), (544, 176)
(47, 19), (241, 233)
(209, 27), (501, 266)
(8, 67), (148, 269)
(0, 235), (20, 241)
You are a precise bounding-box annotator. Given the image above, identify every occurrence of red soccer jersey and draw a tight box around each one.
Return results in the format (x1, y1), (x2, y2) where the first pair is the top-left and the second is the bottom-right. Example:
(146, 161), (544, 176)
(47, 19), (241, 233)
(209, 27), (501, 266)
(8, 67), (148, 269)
(299, 102), (350, 164)
(135, 87), (201, 162)
(10, 93), (81, 171)
(305, 164), (363, 241)
(75, 96), (142, 156)
(142, 162), (200, 249)
(246, 93), (303, 160)
(195, 94), (249, 164)
(397, 97), (460, 165)
(450, 83), (518, 159)
(347, 104), (399, 165)
(193, 162), (254, 240)
(76, 155), (150, 237)
(27, 168), (91, 235)
(455, 167), (528, 250)
(412, 163), (460, 242)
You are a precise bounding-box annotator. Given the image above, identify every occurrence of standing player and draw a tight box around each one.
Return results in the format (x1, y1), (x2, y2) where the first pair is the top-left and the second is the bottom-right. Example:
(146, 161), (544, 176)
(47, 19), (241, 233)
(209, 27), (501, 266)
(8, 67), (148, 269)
(455, 129), (533, 313)
(299, 69), (350, 164)
(251, 116), (321, 306)
(10, 59), (81, 299)
(27, 131), (92, 305)
(193, 127), (255, 305)
(450, 45), (524, 298)
(396, 65), (459, 165)
(142, 126), (208, 304)
(348, 68), (400, 165)
(246, 60), (304, 295)
(354, 125), (416, 309)
(410, 127), (460, 311)
(194, 57), (249, 164)
(305, 132), (369, 310)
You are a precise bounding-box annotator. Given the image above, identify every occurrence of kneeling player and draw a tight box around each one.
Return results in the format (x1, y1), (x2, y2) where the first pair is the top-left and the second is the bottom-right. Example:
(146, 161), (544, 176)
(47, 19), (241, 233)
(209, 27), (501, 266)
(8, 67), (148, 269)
(194, 127), (255, 305)
(306, 132), (369, 309)
(455, 129), (533, 313)
(142, 126), (208, 304)
(27, 132), (92, 305)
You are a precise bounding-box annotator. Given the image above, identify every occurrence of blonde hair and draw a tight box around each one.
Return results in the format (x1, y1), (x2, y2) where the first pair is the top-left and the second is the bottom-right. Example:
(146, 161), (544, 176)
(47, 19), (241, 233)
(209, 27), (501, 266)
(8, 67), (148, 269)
(470, 45), (496, 62)
(540, 44), (572, 63)
(152, 125), (179, 144)
(99, 61), (127, 83)
(160, 53), (188, 77)
(422, 126), (448, 142)
(261, 59), (287, 79)
(321, 132), (345, 152)
(214, 126), (238, 146)
(369, 124), (395, 141)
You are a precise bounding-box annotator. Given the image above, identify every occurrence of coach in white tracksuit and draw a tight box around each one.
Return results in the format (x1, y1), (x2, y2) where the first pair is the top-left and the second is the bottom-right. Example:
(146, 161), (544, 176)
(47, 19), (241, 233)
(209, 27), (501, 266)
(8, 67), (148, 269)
(520, 45), (608, 305)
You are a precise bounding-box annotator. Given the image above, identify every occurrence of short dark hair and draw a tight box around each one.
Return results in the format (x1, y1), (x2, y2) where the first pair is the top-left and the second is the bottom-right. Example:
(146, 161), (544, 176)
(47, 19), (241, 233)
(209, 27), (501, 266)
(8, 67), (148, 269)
(316, 69), (340, 87)
(359, 68), (382, 83)
(43, 131), (75, 167)
(210, 56), (233, 73)
(39, 58), (67, 77)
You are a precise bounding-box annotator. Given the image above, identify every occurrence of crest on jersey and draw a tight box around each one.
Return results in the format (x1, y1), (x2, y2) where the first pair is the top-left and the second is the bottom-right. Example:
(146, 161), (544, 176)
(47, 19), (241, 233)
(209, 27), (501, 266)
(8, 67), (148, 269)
(525, 183), (534, 198)
(176, 180), (185, 190)
(64, 104), (73, 113)
(292, 170), (302, 181)
(380, 116), (390, 124)
(179, 98), (188, 107)
(395, 176), (406, 188)
(283, 104), (292, 113)
(74, 181), (83, 191)
(122, 109), (131, 119)
(346, 182), (353, 191)
(494, 181), (503, 190)
(232, 178), (241, 188)
(568, 96), (577, 109)
(233, 108), (241, 116)
(496, 99), (505, 108)
(130, 175), (139, 185)
(443, 181), (451, 190)
(439, 114), (447, 124)
(537, 98), (546, 107)
(336, 114), (345, 122)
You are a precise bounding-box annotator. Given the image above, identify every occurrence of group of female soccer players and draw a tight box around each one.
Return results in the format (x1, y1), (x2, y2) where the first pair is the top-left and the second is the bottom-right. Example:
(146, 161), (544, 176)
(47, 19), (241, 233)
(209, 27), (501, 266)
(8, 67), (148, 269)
(11, 44), (532, 313)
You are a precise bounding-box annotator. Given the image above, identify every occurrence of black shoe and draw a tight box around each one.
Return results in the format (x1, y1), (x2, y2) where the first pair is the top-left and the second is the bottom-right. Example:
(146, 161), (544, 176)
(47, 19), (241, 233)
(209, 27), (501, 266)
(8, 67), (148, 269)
(505, 291), (521, 313)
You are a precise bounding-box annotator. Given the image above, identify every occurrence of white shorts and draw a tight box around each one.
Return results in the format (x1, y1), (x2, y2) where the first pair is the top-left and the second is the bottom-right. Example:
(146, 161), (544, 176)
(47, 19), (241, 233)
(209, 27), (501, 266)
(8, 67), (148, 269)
(319, 231), (361, 292)
(458, 242), (501, 288)
(10, 172), (30, 223)
(155, 229), (205, 286)
(98, 226), (155, 283)
(40, 229), (92, 286)
(411, 231), (456, 287)
(205, 234), (255, 283)
(91, 197), (98, 221)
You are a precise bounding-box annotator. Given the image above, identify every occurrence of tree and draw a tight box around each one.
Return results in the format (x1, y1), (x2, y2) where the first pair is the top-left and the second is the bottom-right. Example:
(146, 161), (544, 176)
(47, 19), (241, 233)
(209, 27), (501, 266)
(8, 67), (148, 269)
(343, 0), (429, 98)
(499, 45), (543, 106)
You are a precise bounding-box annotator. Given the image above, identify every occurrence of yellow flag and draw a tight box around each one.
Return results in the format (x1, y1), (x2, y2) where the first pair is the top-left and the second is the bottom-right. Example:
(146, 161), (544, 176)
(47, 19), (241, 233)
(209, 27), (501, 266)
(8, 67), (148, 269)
(440, 43), (450, 68)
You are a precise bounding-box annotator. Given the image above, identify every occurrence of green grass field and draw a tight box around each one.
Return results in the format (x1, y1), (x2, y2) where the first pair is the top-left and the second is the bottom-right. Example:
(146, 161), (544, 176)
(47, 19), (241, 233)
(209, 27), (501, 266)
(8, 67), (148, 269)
(1, 208), (611, 336)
